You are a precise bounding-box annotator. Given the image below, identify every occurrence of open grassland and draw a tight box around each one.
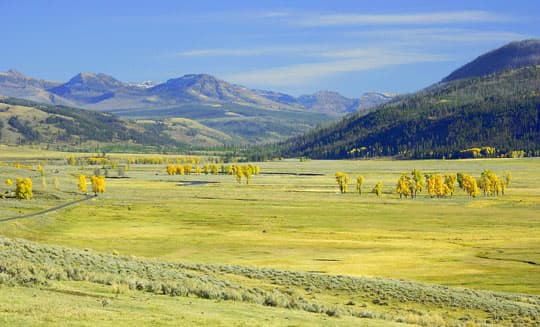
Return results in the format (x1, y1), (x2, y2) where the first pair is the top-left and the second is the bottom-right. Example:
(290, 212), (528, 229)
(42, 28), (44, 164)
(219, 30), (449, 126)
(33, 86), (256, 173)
(0, 148), (539, 324)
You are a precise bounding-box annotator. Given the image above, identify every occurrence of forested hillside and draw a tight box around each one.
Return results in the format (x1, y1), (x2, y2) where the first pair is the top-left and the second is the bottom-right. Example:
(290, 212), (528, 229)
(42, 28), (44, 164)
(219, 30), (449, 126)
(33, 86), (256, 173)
(274, 65), (540, 160)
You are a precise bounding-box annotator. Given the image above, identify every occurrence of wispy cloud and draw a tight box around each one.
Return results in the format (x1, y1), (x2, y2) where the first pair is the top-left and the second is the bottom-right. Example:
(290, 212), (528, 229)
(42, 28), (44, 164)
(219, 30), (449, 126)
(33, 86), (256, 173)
(294, 11), (507, 27)
(174, 45), (321, 57)
(347, 28), (527, 43)
(226, 50), (451, 87)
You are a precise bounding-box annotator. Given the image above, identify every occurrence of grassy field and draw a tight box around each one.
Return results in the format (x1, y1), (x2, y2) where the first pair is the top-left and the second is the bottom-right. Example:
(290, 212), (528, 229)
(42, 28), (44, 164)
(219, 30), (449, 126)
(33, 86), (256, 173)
(0, 147), (539, 324)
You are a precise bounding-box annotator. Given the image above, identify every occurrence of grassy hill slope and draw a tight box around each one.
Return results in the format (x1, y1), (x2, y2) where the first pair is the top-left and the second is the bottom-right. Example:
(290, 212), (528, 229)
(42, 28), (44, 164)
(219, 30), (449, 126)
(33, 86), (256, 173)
(276, 65), (540, 159)
(0, 97), (258, 148)
(111, 102), (332, 144)
(0, 97), (180, 148)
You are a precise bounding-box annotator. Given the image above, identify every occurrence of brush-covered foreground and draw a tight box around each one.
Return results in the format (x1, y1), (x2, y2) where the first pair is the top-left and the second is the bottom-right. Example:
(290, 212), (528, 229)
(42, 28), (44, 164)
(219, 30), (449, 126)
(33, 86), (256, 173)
(1, 236), (538, 326)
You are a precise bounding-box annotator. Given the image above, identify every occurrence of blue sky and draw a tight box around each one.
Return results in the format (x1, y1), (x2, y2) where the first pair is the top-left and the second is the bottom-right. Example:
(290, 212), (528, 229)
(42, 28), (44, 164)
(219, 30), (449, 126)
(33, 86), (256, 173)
(1, 0), (538, 97)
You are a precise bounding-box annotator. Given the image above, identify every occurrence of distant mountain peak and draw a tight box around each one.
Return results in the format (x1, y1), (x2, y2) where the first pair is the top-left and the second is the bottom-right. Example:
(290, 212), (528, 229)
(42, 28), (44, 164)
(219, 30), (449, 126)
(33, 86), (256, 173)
(442, 38), (540, 82)
(66, 72), (124, 88)
(5, 69), (25, 77)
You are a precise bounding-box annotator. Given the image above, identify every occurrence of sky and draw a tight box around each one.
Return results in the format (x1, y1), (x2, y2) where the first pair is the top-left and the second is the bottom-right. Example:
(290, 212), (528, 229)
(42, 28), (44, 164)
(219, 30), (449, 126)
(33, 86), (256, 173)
(0, 0), (538, 97)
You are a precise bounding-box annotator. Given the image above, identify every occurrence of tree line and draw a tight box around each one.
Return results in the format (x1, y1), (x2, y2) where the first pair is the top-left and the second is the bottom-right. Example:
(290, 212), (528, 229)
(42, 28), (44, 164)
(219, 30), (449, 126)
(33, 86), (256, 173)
(335, 169), (511, 199)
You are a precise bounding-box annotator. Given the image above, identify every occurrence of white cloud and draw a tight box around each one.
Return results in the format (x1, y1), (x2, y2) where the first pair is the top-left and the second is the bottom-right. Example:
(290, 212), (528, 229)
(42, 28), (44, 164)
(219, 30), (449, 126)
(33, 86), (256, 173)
(294, 11), (507, 27)
(348, 28), (527, 43)
(174, 45), (321, 57)
(226, 50), (451, 87)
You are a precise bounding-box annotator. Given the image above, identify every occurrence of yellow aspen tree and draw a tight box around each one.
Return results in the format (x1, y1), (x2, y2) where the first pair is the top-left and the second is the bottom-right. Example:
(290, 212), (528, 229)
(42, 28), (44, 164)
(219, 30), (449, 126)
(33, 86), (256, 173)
(15, 178), (33, 199)
(372, 182), (383, 198)
(37, 164), (44, 176)
(434, 174), (447, 198)
(90, 175), (105, 194)
(462, 174), (479, 197)
(253, 165), (260, 175)
(175, 165), (185, 175)
(444, 174), (457, 196)
(396, 174), (412, 199)
(53, 177), (59, 190)
(356, 176), (364, 195)
(243, 165), (253, 184)
(411, 169), (424, 198)
(227, 165), (234, 175)
(211, 164), (219, 175)
(427, 174), (436, 198)
(203, 164), (210, 175)
(78, 175), (87, 193)
(195, 166), (202, 175)
(184, 164), (192, 175)
(235, 168), (244, 184)
(5, 178), (13, 187)
(166, 165), (176, 175)
(335, 172), (349, 193)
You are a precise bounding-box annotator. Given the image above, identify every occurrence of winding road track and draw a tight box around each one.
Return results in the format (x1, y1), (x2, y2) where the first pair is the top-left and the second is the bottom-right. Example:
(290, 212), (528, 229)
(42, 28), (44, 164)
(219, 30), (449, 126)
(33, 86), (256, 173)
(0, 195), (95, 223)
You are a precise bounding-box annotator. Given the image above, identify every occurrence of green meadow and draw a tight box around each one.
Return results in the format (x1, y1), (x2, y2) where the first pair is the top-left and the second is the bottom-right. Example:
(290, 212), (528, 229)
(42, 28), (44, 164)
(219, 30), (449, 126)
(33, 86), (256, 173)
(1, 147), (539, 325)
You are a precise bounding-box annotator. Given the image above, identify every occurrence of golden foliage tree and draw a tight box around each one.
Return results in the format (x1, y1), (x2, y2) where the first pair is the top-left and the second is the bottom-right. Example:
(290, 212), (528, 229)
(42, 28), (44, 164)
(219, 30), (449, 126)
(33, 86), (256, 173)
(5, 178), (13, 187)
(427, 174), (449, 198)
(335, 172), (349, 193)
(90, 175), (106, 194)
(195, 166), (202, 175)
(243, 165), (253, 185)
(356, 176), (364, 195)
(15, 178), (33, 199)
(479, 169), (504, 196)
(78, 175), (87, 193)
(372, 181), (383, 197)
(184, 164), (192, 175)
(461, 174), (479, 197)
(235, 167), (244, 184)
(166, 165), (176, 175)
(396, 174), (412, 199)
(411, 169), (424, 198)
(444, 174), (457, 196)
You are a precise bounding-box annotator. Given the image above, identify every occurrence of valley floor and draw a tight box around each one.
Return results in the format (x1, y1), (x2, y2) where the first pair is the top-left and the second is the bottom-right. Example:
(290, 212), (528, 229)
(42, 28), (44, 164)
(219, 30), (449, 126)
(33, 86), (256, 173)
(0, 147), (539, 325)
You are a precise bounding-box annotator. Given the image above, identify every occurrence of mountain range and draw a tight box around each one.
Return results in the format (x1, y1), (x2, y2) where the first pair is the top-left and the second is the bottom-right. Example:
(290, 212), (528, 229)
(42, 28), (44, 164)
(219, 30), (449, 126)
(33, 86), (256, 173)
(0, 70), (392, 116)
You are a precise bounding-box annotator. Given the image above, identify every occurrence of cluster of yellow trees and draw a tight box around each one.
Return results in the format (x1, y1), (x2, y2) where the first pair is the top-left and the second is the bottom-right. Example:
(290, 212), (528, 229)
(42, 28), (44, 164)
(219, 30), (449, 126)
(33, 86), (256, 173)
(336, 172), (383, 197)
(67, 156), (204, 166)
(3, 178), (33, 199)
(166, 164), (261, 184)
(77, 175), (105, 195)
(231, 164), (260, 184)
(335, 169), (511, 199)
(15, 178), (33, 199)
